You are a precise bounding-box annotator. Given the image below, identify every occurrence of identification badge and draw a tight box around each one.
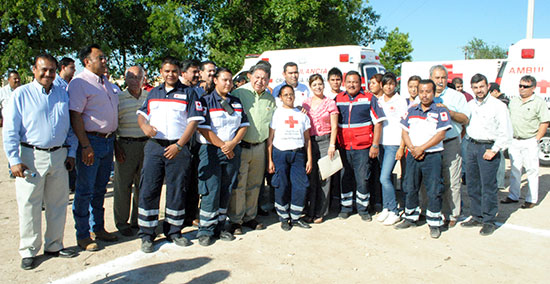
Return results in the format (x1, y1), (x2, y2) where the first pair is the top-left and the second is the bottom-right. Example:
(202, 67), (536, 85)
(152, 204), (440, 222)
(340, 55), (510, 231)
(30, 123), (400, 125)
(174, 94), (187, 99)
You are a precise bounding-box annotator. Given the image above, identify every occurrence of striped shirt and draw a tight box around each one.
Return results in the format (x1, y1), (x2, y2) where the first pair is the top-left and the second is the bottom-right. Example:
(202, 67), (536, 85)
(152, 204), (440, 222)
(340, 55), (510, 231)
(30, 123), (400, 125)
(117, 89), (148, 138)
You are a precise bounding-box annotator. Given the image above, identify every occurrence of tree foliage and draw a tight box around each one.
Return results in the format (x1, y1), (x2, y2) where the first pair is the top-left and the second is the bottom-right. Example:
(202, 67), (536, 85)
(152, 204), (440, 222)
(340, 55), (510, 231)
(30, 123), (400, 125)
(462, 37), (507, 60)
(1, 0), (386, 80)
(379, 27), (413, 76)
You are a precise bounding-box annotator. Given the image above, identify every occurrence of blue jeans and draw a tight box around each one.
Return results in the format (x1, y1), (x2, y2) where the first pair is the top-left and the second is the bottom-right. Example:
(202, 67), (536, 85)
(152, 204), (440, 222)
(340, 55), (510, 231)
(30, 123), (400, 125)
(465, 141), (500, 224)
(340, 148), (371, 214)
(497, 151), (505, 188)
(403, 151), (444, 227)
(380, 145), (399, 213)
(272, 147), (309, 222)
(73, 135), (114, 240)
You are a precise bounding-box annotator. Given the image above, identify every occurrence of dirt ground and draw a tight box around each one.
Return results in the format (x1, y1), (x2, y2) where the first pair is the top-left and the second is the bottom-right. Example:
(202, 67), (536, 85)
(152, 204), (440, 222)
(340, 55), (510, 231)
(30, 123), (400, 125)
(0, 134), (549, 283)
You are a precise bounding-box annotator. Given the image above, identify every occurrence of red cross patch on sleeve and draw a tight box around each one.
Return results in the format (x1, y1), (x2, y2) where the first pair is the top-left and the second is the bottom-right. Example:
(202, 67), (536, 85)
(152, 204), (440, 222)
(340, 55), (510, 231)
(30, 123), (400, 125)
(195, 101), (203, 111)
(440, 112), (449, 121)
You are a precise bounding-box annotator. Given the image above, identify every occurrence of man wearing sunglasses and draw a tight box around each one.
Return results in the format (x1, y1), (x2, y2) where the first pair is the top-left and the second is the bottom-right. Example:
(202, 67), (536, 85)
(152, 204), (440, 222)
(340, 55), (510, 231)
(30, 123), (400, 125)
(502, 75), (550, 209)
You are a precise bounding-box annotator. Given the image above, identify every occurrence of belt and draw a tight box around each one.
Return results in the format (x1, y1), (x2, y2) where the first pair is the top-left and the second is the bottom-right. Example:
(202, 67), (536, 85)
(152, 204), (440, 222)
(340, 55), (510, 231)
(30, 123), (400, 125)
(275, 147), (304, 153)
(151, 138), (179, 147)
(513, 136), (534, 140)
(443, 136), (458, 143)
(468, 138), (494, 145)
(21, 142), (66, 152)
(119, 136), (149, 142)
(240, 140), (264, 149)
(312, 134), (330, 142)
(86, 131), (114, 138)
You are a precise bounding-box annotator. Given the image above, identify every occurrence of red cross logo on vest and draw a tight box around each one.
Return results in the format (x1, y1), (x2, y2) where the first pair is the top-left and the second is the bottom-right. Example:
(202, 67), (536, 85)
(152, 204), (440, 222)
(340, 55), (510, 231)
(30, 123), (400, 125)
(285, 116), (298, 128)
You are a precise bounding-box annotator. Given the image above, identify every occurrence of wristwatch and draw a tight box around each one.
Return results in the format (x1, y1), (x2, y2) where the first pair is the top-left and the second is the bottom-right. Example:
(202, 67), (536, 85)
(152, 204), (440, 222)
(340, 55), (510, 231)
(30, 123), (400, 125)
(372, 144), (379, 149)
(175, 142), (183, 151)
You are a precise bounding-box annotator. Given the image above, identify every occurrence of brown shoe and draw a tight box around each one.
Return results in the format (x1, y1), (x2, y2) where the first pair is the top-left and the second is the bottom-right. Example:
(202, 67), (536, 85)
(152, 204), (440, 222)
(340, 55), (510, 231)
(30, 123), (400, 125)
(77, 237), (99, 251)
(521, 202), (536, 209)
(91, 230), (118, 242)
(243, 219), (265, 230)
(229, 223), (243, 235)
(448, 220), (457, 228)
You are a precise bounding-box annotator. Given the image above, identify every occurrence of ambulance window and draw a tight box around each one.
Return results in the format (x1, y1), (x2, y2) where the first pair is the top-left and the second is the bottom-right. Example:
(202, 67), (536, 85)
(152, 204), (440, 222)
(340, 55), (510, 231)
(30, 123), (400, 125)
(365, 67), (377, 80)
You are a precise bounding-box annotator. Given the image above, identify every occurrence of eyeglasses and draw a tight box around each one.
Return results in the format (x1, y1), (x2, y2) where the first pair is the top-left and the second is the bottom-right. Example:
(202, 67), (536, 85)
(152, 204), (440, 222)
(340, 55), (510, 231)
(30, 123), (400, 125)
(519, 84), (534, 89)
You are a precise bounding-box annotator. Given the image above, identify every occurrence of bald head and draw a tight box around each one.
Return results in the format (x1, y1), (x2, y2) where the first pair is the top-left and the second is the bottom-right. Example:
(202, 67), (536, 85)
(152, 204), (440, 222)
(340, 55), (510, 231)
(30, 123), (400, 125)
(125, 66), (145, 96)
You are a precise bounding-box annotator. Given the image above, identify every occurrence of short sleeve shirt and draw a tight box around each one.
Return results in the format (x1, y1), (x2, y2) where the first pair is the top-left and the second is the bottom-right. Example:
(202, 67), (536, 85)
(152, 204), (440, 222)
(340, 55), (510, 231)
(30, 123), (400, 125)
(379, 94), (408, 146)
(302, 96), (338, 136)
(433, 87), (470, 140)
(400, 103), (451, 152)
(197, 91), (249, 144)
(270, 107), (311, 151)
(508, 94), (550, 139)
(273, 82), (311, 107)
(137, 81), (204, 140)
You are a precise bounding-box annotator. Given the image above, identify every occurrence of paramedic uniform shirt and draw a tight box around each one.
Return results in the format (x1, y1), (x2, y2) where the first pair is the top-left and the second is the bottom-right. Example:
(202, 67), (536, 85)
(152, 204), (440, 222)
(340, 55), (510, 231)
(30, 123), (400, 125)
(137, 81), (205, 139)
(273, 82), (311, 108)
(270, 107), (311, 151)
(400, 103), (452, 152)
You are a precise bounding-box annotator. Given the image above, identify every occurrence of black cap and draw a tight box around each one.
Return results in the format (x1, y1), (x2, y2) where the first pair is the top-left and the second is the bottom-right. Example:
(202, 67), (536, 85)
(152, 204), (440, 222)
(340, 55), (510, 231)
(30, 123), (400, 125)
(489, 82), (500, 93)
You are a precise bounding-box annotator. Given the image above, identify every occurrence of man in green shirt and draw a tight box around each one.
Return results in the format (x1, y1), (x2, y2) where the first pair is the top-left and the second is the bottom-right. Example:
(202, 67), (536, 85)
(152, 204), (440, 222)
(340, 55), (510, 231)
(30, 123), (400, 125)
(502, 75), (550, 209)
(229, 64), (276, 234)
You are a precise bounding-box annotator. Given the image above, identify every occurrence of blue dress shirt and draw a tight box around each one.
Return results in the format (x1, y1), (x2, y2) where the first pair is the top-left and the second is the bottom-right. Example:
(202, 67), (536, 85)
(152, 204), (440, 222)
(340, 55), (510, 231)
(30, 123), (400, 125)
(2, 80), (77, 165)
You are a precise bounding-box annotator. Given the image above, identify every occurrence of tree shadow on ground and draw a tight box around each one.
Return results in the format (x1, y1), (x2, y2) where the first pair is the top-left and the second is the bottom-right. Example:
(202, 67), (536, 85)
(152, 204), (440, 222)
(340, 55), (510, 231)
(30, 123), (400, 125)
(90, 257), (229, 284)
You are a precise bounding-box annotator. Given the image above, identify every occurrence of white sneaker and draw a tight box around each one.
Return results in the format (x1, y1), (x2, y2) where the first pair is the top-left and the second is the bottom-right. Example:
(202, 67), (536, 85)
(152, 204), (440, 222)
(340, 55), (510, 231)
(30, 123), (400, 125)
(383, 211), (401, 226)
(377, 209), (389, 222)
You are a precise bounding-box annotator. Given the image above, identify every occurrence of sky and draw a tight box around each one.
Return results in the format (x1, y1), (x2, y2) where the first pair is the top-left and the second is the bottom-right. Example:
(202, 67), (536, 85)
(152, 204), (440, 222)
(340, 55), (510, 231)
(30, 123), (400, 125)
(369, 0), (550, 61)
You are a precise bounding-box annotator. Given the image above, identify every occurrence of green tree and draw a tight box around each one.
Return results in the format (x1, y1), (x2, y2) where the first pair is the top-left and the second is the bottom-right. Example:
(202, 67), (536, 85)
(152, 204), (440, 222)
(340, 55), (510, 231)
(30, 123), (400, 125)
(379, 27), (413, 76)
(205, 0), (386, 73)
(462, 37), (507, 59)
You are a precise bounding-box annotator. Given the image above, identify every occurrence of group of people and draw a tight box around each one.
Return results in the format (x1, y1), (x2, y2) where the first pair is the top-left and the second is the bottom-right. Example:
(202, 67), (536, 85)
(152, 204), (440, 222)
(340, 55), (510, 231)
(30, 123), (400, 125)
(2, 43), (548, 271)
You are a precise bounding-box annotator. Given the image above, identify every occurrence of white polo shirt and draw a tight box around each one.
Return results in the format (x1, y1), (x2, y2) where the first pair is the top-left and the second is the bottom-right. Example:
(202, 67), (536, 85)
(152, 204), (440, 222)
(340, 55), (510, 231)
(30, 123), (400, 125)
(379, 93), (408, 146)
(400, 103), (452, 153)
(270, 107), (310, 151)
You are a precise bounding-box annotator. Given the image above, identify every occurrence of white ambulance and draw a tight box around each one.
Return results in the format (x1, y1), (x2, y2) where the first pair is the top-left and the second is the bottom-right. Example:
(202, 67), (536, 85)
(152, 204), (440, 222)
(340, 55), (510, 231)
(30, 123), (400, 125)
(400, 38), (550, 165)
(237, 45), (386, 90)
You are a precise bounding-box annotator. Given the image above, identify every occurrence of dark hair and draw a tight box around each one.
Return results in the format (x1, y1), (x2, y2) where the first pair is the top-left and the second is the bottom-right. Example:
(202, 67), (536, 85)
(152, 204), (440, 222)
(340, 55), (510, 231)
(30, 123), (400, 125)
(200, 60), (216, 71)
(161, 56), (181, 69)
(488, 82), (500, 93)
(520, 75), (536, 87)
(234, 71), (248, 84)
(408, 75), (421, 84)
(181, 59), (200, 72)
(345, 71), (361, 81)
(328, 67), (342, 79)
(308, 74), (323, 86)
(381, 72), (397, 87)
(470, 73), (488, 85)
(451, 77), (463, 85)
(7, 70), (19, 77)
(250, 64), (271, 78)
(34, 53), (58, 68)
(214, 67), (232, 79)
(447, 82), (456, 90)
(283, 62), (298, 73)
(58, 57), (75, 72)
(256, 60), (271, 69)
(371, 73), (383, 83)
(279, 84), (295, 96)
(419, 79), (436, 93)
(78, 43), (101, 66)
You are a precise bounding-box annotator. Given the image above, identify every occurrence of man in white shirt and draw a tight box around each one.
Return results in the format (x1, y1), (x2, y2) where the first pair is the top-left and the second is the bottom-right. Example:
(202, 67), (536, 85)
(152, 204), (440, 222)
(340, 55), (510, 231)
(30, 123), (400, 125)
(461, 74), (512, 236)
(272, 62), (310, 107)
(0, 70), (21, 122)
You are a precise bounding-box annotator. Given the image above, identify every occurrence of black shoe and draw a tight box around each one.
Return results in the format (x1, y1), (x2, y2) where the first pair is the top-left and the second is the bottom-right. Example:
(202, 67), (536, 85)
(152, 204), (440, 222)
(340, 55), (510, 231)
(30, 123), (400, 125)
(480, 223), (496, 236)
(168, 235), (192, 247)
(44, 248), (78, 258)
(394, 220), (416, 230)
(141, 240), (154, 253)
(521, 202), (536, 209)
(500, 197), (519, 204)
(359, 213), (372, 222)
(460, 218), (482, 228)
(198, 235), (214, 246)
(218, 231), (235, 241)
(429, 226), (441, 239)
(338, 211), (351, 219)
(291, 219), (311, 229)
(281, 221), (292, 231)
(242, 219), (265, 230)
(21, 257), (35, 270)
(119, 228), (135, 237)
(229, 223), (243, 235)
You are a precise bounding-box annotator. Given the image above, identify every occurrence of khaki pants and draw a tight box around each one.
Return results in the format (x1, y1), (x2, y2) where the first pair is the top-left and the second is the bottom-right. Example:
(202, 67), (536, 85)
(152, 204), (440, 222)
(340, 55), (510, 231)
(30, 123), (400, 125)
(229, 142), (266, 224)
(113, 139), (145, 230)
(16, 147), (69, 258)
(441, 137), (462, 221)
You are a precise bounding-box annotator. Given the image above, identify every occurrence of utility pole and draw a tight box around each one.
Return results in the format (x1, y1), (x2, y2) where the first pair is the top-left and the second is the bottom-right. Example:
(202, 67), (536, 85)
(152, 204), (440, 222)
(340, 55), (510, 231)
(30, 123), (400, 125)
(526, 0), (534, 39)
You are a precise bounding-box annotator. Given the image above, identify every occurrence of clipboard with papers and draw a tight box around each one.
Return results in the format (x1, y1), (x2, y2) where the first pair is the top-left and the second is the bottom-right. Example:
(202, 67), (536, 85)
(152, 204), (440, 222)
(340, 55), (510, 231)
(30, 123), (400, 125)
(317, 149), (343, 180)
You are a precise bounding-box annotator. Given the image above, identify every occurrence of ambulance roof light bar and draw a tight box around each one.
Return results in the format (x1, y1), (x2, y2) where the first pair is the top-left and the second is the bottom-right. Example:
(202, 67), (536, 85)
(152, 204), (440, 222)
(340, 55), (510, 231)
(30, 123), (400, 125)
(521, 49), (535, 59)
